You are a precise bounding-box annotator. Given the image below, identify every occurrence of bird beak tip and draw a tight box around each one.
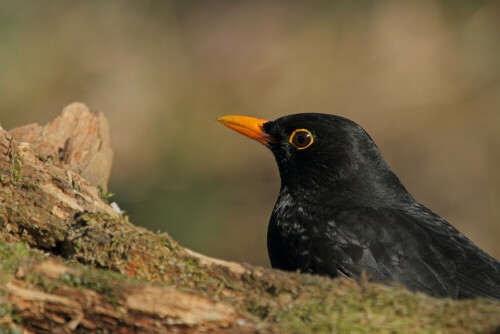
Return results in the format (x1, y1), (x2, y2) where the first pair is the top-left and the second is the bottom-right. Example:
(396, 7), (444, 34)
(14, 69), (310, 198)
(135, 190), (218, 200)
(217, 115), (271, 145)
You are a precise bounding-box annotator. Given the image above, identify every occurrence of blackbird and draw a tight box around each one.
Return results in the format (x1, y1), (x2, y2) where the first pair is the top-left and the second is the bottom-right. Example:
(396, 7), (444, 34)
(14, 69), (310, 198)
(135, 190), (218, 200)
(218, 113), (500, 299)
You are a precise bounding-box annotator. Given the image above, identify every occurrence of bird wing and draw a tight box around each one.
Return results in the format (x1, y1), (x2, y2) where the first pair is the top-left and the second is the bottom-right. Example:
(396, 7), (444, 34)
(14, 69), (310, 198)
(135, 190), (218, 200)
(318, 206), (500, 299)
(404, 205), (500, 299)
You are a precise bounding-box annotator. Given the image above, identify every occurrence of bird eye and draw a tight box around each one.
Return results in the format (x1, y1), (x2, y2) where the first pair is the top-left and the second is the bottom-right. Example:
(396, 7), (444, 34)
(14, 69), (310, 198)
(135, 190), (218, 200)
(289, 129), (313, 150)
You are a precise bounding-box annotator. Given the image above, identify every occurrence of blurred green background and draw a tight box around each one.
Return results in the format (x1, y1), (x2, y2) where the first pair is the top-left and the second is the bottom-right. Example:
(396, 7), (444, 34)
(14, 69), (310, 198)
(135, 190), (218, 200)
(1, 1), (499, 266)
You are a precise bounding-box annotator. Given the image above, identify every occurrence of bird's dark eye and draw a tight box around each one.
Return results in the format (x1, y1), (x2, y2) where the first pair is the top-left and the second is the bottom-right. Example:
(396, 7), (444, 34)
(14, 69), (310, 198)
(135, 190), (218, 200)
(289, 129), (313, 150)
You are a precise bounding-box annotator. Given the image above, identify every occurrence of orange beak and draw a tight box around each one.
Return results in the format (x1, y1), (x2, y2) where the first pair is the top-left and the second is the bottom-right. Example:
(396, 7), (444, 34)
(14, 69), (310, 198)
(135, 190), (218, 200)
(218, 115), (274, 145)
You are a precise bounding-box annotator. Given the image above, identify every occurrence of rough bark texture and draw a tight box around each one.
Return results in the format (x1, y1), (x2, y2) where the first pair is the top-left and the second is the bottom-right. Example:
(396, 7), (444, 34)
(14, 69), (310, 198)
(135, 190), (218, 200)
(9, 102), (113, 192)
(0, 103), (499, 333)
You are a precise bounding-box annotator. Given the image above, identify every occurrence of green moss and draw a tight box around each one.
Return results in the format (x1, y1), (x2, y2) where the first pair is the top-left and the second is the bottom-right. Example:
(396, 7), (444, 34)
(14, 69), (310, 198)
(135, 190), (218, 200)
(177, 257), (210, 282)
(159, 233), (177, 253)
(8, 151), (21, 183)
(21, 181), (38, 191)
(59, 270), (122, 306)
(0, 241), (37, 283)
(0, 323), (22, 334)
(246, 301), (270, 318)
(0, 305), (10, 318)
(0, 238), (124, 309)
(97, 184), (114, 204)
(36, 154), (54, 166)
(268, 280), (500, 334)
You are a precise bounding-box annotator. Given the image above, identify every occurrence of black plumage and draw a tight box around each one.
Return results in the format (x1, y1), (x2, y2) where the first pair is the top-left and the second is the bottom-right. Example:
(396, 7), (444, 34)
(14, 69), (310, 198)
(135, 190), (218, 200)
(219, 113), (500, 299)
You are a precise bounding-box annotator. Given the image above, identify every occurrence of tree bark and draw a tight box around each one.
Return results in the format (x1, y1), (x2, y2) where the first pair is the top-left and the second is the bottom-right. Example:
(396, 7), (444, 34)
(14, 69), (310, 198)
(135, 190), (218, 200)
(0, 103), (499, 333)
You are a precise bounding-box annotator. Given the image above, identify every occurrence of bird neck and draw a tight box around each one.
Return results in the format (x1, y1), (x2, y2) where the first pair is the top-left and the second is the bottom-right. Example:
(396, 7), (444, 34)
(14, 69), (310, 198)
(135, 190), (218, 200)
(279, 163), (415, 209)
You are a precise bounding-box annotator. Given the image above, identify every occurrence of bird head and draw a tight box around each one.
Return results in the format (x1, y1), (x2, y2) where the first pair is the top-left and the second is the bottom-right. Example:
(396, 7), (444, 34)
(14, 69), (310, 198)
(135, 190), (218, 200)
(218, 113), (410, 206)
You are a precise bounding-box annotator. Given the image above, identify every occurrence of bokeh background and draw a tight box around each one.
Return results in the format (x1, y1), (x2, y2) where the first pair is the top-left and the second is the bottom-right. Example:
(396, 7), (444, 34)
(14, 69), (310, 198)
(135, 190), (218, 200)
(1, 1), (499, 266)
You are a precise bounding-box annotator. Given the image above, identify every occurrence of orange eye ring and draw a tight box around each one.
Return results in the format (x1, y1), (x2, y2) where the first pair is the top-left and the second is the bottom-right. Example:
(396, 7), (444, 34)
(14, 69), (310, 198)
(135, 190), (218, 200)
(289, 129), (313, 150)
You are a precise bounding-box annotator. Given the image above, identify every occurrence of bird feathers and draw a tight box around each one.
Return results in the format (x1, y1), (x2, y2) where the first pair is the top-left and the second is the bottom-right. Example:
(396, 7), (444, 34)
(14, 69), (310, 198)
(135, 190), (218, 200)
(264, 113), (500, 299)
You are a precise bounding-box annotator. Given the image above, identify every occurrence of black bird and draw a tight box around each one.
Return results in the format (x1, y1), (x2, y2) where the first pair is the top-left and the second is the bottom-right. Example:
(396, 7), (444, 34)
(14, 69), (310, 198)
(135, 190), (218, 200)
(218, 113), (500, 299)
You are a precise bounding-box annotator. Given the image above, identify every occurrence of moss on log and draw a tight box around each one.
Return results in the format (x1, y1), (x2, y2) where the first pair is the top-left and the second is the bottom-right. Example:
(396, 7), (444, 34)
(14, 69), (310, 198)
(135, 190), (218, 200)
(0, 104), (499, 333)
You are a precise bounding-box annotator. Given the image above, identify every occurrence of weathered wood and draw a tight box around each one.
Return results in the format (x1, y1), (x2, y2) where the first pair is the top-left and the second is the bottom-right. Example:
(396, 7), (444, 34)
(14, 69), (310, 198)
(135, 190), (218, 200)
(9, 102), (113, 192)
(0, 104), (499, 333)
(4, 260), (245, 333)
